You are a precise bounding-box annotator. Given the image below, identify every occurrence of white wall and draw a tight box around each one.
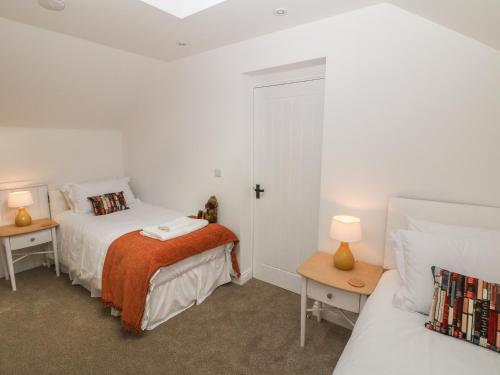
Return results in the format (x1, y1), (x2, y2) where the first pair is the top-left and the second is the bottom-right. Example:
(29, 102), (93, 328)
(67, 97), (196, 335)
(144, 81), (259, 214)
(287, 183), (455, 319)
(123, 4), (500, 275)
(0, 15), (165, 189)
(317, 6), (500, 264)
(0, 127), (125, 278)
(0, 16), (167, 130)
(0, 17), (165, 280)
(0, 127), (124, 188)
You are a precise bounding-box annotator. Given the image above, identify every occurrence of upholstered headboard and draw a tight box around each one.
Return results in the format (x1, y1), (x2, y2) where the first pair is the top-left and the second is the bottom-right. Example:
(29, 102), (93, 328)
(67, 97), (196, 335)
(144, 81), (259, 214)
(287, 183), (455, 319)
(384, 197), (500, 269)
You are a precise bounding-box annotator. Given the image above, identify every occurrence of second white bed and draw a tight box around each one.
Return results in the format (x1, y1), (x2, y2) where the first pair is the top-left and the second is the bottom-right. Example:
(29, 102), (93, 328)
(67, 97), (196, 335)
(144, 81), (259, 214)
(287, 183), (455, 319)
(333, 269), (500, 375)
(54, 200), (235, 330)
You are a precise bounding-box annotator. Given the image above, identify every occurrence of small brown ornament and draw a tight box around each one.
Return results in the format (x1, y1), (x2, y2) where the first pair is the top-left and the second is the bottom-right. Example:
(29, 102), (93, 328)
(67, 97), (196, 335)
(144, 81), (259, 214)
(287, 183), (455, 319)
(202, 196), (218, 223)
(347, 278), (365, 288)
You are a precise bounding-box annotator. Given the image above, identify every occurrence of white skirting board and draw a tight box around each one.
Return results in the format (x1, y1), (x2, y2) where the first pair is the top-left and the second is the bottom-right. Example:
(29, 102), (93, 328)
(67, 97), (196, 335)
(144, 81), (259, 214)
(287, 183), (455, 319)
(231, 269), (253, 286)
(231, 268), (252, 286)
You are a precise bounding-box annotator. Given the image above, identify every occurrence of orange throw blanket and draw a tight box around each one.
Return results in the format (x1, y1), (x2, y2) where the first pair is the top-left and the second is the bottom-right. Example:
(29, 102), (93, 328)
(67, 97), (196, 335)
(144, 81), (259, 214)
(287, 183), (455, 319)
(101, 224), (240, 333)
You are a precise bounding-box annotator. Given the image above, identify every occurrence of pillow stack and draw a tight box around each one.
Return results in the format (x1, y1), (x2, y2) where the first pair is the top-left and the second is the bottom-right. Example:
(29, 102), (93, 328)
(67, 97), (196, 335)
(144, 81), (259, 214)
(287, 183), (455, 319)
(391, 218), (500, 351)
(61, 177), (136, 215)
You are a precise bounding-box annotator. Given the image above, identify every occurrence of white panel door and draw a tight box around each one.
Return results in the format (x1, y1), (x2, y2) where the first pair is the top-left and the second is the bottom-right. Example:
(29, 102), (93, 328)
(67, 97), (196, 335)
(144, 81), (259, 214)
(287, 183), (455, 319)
(252, 79), (325, 293)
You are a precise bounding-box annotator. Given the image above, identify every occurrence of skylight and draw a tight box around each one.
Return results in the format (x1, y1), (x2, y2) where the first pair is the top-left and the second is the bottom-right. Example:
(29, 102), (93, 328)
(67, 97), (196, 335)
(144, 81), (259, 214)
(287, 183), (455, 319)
(138, 0), (228, 19)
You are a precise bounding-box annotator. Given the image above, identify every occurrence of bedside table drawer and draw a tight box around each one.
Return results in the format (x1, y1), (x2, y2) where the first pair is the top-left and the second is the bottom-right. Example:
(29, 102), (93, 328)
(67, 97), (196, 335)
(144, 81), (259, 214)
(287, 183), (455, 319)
(9, 229), (52, 250)
(307, 280), (360, 313)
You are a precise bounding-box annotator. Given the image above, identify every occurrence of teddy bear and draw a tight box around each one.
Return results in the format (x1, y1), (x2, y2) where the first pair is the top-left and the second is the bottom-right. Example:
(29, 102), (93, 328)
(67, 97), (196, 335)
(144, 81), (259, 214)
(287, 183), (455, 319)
(202, 196), (218, 223)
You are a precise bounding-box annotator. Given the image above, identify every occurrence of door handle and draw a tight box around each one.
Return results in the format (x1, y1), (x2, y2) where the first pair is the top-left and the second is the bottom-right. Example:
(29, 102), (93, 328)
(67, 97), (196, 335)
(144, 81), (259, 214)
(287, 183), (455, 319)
(254, 184), (265, 199)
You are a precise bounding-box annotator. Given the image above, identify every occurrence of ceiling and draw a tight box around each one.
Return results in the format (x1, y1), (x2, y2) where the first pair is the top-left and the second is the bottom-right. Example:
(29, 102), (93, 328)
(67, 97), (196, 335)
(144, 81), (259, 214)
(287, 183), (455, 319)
(0, 0), (499, 62)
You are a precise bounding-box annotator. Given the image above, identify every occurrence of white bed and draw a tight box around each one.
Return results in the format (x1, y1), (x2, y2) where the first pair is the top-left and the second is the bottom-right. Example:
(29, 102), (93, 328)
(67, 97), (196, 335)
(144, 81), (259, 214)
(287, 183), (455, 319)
(333, 198), (500, 375)
(50, 192), (235, 331)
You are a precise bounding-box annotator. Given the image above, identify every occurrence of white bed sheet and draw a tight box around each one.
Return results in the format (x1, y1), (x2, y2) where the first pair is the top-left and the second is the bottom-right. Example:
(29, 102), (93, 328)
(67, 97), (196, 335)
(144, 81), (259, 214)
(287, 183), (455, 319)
(55, 201), (235, 330)
(334, 270), (500, 375)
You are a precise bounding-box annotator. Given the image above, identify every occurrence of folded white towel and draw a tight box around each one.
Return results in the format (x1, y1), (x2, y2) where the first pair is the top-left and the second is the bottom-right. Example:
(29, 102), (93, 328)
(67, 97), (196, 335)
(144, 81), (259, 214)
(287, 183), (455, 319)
(141, 218), (208, 241)
(158, 216), (193, 232)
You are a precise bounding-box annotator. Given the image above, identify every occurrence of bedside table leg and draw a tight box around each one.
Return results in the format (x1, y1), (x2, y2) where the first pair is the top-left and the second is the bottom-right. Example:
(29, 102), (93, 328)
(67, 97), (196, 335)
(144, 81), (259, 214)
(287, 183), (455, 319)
(300, 277), (307, 347)
(3, 238), (16, 291)
(51, 228), (60, 277)
(0, 243), (9, 280)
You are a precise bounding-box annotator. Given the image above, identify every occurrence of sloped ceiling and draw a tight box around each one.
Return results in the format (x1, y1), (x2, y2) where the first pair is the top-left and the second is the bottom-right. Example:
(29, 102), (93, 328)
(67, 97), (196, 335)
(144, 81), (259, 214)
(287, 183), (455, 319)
(389, 0), (500, 53)
(0, 0), (498, 63)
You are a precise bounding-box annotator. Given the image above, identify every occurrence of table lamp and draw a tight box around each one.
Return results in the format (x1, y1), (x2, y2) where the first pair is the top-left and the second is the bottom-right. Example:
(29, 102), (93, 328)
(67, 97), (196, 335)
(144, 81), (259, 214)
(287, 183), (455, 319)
(8, 191), (34, 227)
(330, 215), (362, 271)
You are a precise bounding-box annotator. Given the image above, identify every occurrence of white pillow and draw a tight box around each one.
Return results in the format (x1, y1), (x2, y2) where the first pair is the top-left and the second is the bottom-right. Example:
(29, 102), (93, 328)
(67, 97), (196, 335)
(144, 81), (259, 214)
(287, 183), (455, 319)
(390, 231), (407, 282)
(392, 218), (500, 283)
(61, 191), (75, 212)
(408, 217), (499, 238)
(62, 177), (136, 214)
(393, 230), (500, 315)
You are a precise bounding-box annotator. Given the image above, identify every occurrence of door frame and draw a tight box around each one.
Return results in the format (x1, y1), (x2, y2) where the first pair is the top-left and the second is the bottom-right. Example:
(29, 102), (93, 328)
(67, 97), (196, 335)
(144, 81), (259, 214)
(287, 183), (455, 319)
(250, 75), (326, 284)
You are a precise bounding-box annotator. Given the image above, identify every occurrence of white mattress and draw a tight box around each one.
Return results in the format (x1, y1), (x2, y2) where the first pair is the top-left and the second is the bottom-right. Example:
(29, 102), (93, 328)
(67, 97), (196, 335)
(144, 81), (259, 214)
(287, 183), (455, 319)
(334, 270), (500, 375)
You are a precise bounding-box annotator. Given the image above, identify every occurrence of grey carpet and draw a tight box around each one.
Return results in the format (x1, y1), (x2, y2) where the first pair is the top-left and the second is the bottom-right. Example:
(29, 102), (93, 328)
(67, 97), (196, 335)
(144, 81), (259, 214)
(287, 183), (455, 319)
(0, 267), (350, 375)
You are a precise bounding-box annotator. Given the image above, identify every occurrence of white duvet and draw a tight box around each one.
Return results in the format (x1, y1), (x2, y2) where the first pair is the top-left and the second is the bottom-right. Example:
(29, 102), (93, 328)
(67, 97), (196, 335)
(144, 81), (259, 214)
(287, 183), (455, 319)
(334, 270), (500, 375)
(56, 201), (191, 292)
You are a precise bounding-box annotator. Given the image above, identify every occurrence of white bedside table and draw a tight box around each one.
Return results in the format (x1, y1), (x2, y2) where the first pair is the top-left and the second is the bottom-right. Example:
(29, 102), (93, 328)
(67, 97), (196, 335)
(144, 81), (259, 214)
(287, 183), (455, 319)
(0, 218), (60, 291)
(297, 251), (383, 347)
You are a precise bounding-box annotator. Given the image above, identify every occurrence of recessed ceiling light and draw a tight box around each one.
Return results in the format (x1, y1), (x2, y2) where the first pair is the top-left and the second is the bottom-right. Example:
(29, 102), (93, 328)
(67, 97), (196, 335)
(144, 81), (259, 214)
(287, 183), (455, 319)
(38, 0), (65, 11)
(274, 8), (288, 16)
(177, 41), (188, 47)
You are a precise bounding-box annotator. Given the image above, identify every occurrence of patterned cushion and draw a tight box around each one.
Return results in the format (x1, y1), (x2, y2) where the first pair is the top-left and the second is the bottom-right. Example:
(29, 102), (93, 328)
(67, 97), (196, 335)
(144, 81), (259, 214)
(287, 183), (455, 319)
(425, 266), (500, 353)
(87, 191), (129, 216)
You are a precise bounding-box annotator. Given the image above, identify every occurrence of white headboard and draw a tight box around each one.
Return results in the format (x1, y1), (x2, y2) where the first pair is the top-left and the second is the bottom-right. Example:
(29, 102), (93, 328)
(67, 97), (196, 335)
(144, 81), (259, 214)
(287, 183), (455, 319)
(0, 185), (50, 225)
(384, 197), (500, 269)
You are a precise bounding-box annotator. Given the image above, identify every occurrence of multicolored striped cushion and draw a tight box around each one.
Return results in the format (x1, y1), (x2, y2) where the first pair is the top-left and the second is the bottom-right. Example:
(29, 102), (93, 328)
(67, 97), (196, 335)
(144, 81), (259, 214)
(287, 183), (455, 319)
(87, 191), (129, 216)
(425, 266), (500, 353)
